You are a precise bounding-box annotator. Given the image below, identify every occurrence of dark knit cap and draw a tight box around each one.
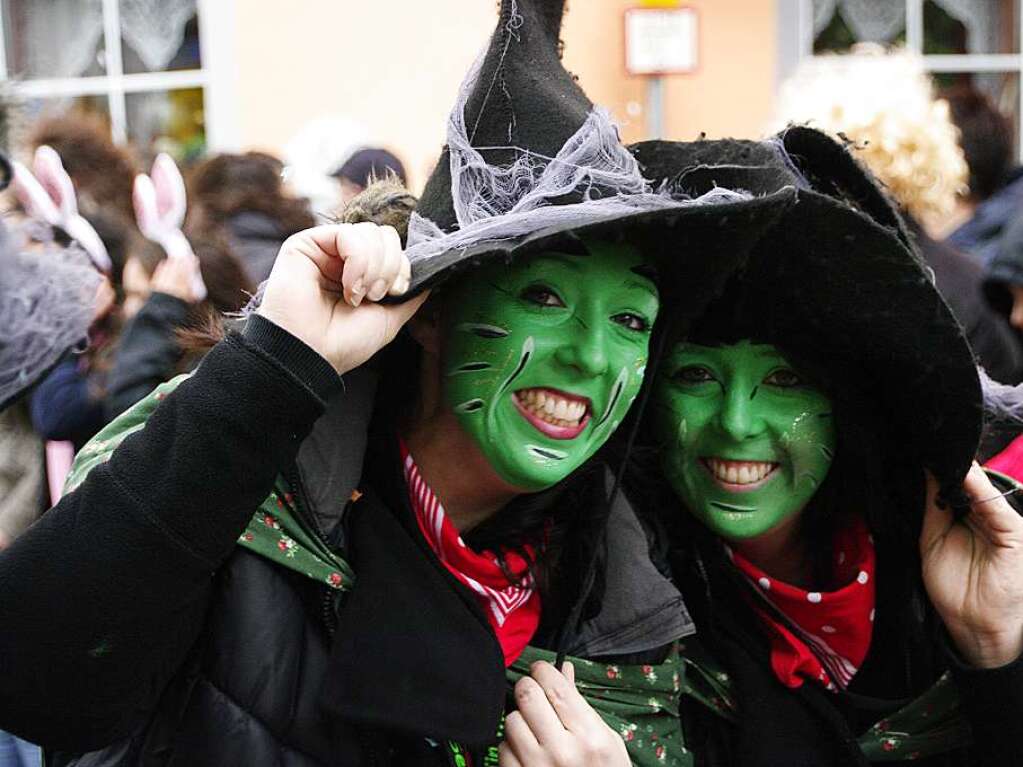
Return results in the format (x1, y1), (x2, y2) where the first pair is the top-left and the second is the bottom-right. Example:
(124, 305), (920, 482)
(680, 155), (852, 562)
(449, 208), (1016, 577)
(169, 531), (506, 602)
(332, 148), (407, 188)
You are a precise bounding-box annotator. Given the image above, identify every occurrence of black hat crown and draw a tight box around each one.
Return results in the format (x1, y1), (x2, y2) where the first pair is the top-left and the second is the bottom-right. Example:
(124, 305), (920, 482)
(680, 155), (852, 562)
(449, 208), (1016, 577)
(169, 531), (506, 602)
(417, 0), (593, 232)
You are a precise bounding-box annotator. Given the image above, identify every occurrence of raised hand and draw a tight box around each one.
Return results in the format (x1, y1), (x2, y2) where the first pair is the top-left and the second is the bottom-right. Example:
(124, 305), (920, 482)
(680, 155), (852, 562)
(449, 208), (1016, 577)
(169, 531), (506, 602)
(499, 661), (630, 767)
(257, 222), (425, 375)
(150, 255), (203, 305)
(921, 464), (1023, 668)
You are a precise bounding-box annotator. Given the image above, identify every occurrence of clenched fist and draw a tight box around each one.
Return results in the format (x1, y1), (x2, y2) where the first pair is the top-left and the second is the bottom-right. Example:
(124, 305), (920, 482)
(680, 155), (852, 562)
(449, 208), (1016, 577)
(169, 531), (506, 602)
(258, 223), (427, 375)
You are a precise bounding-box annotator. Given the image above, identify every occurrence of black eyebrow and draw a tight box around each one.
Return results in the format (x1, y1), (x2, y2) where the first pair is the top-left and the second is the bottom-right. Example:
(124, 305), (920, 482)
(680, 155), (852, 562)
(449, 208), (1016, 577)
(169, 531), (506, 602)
(630, 263), (658, 285)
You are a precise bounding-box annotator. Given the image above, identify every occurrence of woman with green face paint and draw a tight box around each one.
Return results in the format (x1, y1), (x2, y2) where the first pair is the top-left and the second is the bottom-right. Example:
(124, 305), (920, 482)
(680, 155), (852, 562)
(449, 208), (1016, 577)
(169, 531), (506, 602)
(0, 3), (800, 766)
(628, 128), (1023, 767)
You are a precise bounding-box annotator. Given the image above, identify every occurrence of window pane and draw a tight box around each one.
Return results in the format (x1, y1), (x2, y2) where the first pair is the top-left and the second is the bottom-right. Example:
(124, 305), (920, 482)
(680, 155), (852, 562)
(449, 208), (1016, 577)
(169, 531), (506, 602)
(125, 87), (204, 164)
(924, 0), (1019, 54)
(814, 0), (906, 53)
(2, 0), (105, 79)
(120, 1), (200, 74)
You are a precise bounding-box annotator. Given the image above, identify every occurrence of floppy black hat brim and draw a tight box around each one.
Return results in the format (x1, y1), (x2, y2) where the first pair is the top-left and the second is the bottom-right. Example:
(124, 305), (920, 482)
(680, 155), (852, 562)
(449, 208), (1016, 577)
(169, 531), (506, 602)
(744, 191), (982, 489)
(400, 188), (798, 329)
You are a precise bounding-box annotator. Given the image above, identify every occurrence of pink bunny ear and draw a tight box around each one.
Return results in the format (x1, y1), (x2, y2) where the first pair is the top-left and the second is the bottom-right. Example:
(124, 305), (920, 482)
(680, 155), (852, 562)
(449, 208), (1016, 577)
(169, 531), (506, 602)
(133, 167), (206, 300)
(133, 172), (160, 239)
(10, 151), (111, 273)
(10, 160), (61, 225)
(150, 153), (186, 228)
(32, 145), (78, 221)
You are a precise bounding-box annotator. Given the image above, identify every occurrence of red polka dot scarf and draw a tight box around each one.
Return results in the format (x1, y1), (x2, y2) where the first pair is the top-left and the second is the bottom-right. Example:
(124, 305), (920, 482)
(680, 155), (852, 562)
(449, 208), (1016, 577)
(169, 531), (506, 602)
(400, 440), (542, 667)
(728, 515), (877, 691)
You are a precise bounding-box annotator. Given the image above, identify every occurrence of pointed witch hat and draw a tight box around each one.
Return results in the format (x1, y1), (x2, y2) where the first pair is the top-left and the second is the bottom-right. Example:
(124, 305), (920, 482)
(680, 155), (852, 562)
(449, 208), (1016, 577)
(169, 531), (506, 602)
(632, 126), (982, 497)
(401, 0), (797, 319)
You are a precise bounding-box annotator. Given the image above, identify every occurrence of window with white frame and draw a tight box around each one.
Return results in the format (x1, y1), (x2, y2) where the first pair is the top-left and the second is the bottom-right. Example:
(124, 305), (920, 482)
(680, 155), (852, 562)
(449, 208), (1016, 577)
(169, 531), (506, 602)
(0, 0), (211, 161)
(787, 0), (1023, 157)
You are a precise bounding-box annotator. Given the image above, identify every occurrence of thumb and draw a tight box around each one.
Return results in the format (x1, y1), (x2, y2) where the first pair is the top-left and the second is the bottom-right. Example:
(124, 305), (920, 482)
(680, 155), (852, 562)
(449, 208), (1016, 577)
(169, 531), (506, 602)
(562, 660), (576, 685)
(920, 469), (952, 558)
(387, 290), (430, 328)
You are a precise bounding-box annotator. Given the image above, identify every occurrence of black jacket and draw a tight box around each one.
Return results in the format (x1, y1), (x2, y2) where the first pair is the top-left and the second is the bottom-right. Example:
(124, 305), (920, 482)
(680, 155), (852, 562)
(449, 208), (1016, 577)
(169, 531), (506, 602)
(104, 292), (191, 421)
(0, 317), (689, 765)
(670, 536), (1023, 767)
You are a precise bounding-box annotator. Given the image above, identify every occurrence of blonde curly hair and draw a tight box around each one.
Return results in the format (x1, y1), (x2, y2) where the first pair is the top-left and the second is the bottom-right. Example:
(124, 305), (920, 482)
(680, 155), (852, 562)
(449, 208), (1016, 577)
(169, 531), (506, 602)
(774, 45), (968, 228)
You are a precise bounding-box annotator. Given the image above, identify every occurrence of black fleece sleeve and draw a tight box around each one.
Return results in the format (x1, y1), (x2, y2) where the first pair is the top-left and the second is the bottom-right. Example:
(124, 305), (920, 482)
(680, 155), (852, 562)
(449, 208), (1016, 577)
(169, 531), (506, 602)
(0, 315), (341, 751)
(104, 292), (191, 421)
(948, 646), (1023, 765)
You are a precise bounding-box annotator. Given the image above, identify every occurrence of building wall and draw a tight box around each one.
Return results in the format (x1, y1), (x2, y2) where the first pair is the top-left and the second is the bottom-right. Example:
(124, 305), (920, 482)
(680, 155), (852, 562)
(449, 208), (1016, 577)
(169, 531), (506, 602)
(227, 0), (777, 191)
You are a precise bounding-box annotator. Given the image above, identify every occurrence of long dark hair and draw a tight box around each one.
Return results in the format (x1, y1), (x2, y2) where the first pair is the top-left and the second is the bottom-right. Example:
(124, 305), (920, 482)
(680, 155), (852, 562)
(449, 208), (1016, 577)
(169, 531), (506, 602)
(186, 152), (315, 236)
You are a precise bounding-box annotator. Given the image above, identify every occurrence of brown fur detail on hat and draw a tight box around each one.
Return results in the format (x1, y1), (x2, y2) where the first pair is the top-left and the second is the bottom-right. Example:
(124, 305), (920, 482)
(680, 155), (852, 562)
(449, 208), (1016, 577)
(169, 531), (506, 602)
(336, 176), (418, 246)
(29, 112), (139, 221)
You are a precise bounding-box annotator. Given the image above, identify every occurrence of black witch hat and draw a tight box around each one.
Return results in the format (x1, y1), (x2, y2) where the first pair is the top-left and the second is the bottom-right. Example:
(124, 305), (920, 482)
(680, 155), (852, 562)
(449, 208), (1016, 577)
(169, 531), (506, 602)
(402, 0), (796, 321)
(632, 126), (983, 495)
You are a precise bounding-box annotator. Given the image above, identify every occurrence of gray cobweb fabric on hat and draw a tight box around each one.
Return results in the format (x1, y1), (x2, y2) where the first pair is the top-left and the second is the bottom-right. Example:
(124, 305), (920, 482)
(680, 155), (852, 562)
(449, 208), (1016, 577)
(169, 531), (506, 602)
(0, 220), (100, 409)
(404, 28), (752, 266)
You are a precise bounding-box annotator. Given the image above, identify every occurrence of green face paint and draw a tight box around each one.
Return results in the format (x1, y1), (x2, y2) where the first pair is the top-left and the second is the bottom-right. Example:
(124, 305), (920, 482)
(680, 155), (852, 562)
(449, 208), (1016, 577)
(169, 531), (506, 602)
(441, 240), (659, 491)
(654, 340), (836, 541)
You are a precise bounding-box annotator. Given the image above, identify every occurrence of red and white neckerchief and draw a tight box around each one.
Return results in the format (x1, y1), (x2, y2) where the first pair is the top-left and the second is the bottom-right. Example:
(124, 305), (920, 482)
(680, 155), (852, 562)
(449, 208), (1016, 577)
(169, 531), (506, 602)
(399, 439), (541, 667)
(728, 515), (877, 691)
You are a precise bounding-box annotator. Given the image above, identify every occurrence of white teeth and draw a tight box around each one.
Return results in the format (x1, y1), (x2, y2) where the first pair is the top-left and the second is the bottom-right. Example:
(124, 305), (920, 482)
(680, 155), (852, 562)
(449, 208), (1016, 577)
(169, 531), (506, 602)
(706, 459), (777, 486)
(515, 389), (589, 429)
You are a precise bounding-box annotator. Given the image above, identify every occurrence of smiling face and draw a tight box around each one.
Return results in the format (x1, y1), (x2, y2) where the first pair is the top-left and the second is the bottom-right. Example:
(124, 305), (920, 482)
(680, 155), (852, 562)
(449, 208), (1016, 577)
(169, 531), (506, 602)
(654, 340), (836, 541)
(440, 239), (659, 491)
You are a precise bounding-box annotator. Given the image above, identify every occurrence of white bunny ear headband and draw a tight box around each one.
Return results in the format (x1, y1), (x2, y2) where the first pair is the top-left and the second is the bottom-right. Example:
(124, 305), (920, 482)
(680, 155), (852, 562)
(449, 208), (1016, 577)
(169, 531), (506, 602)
(10, 145), (112, 274)
(133, 153), (207, 300)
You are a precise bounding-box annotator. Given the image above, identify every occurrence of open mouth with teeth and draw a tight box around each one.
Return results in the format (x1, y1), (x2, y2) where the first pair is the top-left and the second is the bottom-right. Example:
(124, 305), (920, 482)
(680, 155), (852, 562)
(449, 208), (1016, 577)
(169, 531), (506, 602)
(701, 458), (780, 491)
(513, 388), (592, 440)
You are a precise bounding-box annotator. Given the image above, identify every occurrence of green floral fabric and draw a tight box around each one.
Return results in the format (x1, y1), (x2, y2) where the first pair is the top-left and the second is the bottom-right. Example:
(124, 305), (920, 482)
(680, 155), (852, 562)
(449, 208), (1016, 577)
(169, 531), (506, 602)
(508, 645), (692, 766)
(240, 476), (354, 591)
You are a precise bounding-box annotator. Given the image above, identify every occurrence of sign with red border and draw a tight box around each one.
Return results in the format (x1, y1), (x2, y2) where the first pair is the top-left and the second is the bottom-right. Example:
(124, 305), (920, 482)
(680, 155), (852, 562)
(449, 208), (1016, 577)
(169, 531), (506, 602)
(624, 6), (699, 76)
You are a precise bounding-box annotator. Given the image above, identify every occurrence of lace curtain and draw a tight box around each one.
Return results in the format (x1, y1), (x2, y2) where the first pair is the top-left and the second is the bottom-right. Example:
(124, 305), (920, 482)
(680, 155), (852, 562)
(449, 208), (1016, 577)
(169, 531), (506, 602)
(120, 0), (197, 71)
(9, 0), (195, 78)
(12, 0), (104, 79)
(813, 0), (1001, 52)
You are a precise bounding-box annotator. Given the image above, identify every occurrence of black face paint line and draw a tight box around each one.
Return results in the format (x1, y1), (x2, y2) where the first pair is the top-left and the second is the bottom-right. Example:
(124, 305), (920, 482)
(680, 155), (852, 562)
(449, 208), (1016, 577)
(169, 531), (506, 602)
(496, 336), (535, 396)
(594, 367), (628, 429)
(453, 398), (486, 414)
(527, 445), (568, 461)
(457, 322), (511, 339)
(447, 362), (494, 376)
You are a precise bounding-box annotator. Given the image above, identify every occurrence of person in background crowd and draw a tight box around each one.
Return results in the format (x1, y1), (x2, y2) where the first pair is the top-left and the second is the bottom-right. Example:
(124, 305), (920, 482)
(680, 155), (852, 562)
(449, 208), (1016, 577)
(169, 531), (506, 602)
(0, 145), (109, 767)
(104, 226), (252, 420)
(775, 46), (1023, 385)
(186, 151), (316, 285)
(945, 85), (1023, 264)
(28, 112), (139, 223)
(332, 147), (407, 206)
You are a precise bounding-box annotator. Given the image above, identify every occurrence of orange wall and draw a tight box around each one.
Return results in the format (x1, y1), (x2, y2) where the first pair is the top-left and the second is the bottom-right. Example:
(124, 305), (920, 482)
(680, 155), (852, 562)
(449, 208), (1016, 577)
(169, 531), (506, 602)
(229, 0), (778, 190)
(562, 0), (778, 145)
